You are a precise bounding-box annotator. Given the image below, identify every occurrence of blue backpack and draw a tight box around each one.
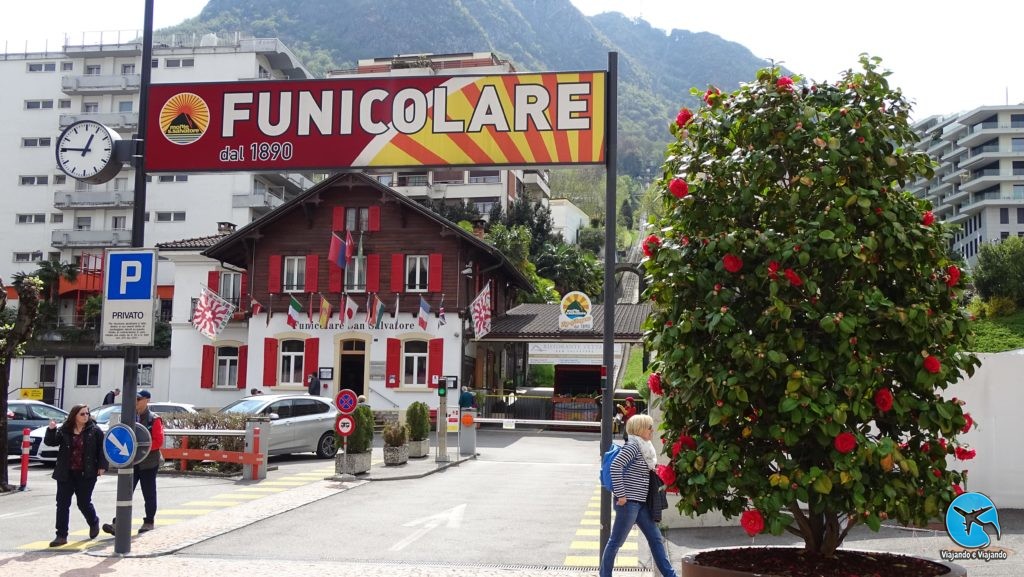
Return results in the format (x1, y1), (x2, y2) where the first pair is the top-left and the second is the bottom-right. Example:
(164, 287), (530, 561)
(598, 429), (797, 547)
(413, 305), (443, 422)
(599, 442), (622, 491)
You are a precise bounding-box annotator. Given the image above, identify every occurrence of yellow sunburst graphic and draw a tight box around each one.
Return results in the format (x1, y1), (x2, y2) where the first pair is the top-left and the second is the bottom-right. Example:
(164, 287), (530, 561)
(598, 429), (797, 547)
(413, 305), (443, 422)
(561, 291), (592, 318)
(159, 93), (210, 145)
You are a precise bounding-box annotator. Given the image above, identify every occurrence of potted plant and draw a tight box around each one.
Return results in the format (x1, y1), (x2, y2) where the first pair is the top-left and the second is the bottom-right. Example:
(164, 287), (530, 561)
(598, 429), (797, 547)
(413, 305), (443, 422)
(335, 404), (373, 475)
(645, 57), (978, 576)
(405, 401), (430, 458)
(382, 423), (408, 466)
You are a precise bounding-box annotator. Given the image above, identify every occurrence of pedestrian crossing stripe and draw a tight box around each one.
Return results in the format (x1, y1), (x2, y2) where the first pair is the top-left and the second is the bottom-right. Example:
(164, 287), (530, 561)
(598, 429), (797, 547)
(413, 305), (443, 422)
(235, 487), (287, 492)
(564, 483), (641, 567)
(181, 500), (239, 507)
(575, 528), (637, 537)
(570, 541), (638, 550)
(564, 555), (638, 567)
(258, 480), (307, 486)
(211, 493), (263, 500)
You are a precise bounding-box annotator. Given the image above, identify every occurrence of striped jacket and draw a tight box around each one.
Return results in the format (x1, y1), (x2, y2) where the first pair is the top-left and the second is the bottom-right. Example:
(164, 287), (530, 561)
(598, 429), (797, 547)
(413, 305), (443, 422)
(610, 440), (650, 502)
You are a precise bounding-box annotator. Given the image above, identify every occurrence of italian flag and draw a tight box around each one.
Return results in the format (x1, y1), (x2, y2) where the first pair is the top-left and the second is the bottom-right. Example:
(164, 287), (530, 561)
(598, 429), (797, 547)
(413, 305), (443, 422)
(287, 295), (303, 328)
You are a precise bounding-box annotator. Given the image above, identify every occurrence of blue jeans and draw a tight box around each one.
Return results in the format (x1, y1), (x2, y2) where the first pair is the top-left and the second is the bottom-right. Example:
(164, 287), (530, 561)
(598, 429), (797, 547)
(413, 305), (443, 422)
(600, 500), (678, 577)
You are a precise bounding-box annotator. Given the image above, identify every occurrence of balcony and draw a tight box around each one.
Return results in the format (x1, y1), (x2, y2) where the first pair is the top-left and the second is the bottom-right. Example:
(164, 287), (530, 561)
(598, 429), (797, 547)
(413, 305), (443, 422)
(959, 122), (1024, 149)
(232, 190), (284, 209)
(54, 189), (133, 208)
(961, 169), (1024, 193)
(51, 229), (132, 248)
(59, 112), (138, 129)
(63, 32), (142, 57)
(62, 74), (141, 95)
(521, 170), (551, 199)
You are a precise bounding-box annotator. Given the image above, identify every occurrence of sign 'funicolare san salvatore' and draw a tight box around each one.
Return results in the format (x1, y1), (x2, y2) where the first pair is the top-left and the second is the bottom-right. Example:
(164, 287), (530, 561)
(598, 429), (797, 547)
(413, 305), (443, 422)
(146, 72), (606, 172)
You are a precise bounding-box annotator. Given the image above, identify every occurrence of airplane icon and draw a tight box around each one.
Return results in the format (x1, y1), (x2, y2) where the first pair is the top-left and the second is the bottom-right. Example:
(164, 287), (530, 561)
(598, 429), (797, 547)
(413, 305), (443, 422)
(953, 506), (1002, 540)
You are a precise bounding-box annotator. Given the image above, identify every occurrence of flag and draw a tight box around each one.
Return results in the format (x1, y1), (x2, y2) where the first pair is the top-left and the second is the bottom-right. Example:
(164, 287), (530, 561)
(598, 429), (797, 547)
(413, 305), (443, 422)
(418, 296), (431, 331)
(342, 294), (359, 327)
(345, 230), (355, 263)
(308, 293), (314, 323)
(193, 286), (236, 339)
(394, 293), (400, 317)
(250, 297), (264, 317)
(366, 293), (386, 329)
(267, 293), (273, 326)
(287, 295), (303, 328)
(318, 294), (332, 329)
(438, 293), (447, 328)
(470, 281), (492, 338)
(328, 233), (346, 269)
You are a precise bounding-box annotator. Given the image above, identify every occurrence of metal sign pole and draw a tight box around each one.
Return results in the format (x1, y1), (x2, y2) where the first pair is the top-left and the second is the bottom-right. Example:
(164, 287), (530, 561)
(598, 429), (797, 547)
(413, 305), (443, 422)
(437, 394), (449, 462)
(599, 50), (618, 558)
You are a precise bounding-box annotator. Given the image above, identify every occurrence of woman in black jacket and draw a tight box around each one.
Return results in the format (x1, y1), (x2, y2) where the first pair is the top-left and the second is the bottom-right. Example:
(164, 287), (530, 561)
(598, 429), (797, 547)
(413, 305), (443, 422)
(45, 405), (107, 547)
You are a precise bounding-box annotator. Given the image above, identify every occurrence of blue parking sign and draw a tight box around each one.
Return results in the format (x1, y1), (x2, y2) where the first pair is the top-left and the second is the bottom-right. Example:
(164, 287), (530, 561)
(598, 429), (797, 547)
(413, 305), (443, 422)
(106, 252), (155, 300)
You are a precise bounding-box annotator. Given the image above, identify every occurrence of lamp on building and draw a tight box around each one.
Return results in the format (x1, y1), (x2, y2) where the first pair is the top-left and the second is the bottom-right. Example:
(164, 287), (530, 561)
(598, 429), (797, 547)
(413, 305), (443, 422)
(461, 261), (474, 276)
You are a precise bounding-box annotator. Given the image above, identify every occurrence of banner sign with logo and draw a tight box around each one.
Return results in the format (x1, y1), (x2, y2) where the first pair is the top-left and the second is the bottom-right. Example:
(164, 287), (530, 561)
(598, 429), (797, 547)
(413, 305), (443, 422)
(145, 71), (606, 172)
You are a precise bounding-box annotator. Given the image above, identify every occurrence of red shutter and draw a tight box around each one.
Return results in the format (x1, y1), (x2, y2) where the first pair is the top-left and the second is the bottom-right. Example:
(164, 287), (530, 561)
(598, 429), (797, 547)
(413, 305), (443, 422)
(386, 338), (401, 388)
(207, 270), (220, 293)
(240, 273), (249, 312)
(305, 254), (319, 293)
(428, 338), (444, 389)
(368, 205), (381, 232)
(200, 345), (215, 389)
(366, 254), (381, 293)
(268, 255), (282, 293)
(329, 262), (343, 293)
(304, 337), (319, 385)
(391, 253), (405, 294)
(428, 253), (443, 293)
(263, 338), (278, 387)
(333, 205), (346, 231)
(238, 345), (248, 389)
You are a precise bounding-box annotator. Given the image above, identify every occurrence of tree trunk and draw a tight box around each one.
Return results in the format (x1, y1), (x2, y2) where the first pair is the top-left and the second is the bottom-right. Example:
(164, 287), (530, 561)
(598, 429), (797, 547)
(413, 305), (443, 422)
(0, 277), (43, 491)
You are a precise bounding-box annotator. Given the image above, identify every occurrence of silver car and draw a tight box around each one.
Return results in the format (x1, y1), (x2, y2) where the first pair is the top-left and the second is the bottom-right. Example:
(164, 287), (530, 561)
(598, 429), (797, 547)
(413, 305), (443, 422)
(219, 394), (339, 458)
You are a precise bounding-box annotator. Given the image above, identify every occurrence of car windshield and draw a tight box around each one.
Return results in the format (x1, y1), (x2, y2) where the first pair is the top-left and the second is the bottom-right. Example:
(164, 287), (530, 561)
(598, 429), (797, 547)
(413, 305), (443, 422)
(91, 405), (120, 424)
(219, 398), (269, 414)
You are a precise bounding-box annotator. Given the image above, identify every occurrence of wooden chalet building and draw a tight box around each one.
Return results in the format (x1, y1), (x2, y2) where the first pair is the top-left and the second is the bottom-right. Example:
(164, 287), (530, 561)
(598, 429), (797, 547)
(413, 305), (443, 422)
(173, 172), (532, 409)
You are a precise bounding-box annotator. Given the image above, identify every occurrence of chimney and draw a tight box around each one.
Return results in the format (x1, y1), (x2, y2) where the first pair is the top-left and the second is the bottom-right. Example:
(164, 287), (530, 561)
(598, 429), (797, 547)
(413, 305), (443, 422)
(217, 221), (237, 235)
(472, 219), (486, 239)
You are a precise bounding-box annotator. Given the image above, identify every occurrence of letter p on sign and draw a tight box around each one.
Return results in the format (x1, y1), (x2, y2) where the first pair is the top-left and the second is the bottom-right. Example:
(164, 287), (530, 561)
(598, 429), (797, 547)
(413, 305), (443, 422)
(120, 261), (142, 295)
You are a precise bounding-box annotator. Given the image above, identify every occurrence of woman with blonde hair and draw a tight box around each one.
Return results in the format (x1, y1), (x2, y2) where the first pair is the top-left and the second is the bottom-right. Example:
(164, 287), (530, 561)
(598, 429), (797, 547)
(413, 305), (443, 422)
(600, 413), (677, 577)
(45, 405), (107, 547)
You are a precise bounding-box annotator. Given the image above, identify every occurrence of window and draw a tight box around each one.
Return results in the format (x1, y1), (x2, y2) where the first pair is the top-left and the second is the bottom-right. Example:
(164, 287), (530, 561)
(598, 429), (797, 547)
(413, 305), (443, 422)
(75, 216), (92, 230)
(138, 363), (153, 387)
(50, 213), (63, 224)
(279, 340), (305, 385)
(58, 99), (71, 109)
(13, 252), (42, 263)
(85, 64), (101, 75)
(20, 176), (48, 185)
(111, 216), (127, 230)
(48, 251), (61, 261)
(468, 169), (500, 183)
(345, 207), (369, 231)
(22, 137), (52, 147)
(155, 211), (186, 222)
(397, 171), (428, 186)
(1017, 208), (1024, 224)
(121, 63), (136, 75)
(113, 178), (128, 191)
(165, 58), (194, 68)
(151, 59), (159, 68)
(61, 62), (73, 71)
(1001, 231), (1010, 240)
(432, 169), (464, 184)
(83, 102), (99, 113)
(372, 173), (393, 186)
(76, 363), (100, 387)
(118, 101), (133, 112)
(25, 100), (54, 110)
(345, 256), (366, 292)
(403, 340), (429, 386)
(27, 62), (56, 72)
(1000, 208), (1009, 224)
(220, 272), (241, 306)
(156, 174), (188, 183)
(283, 256), (306, 292)
(216, 346), (239, 388)
(406, 255), (429, 292)
(16, 213), (46, 224)
(39, 363), (56, 384)
(472, 197), (499, 216)
(53, 175), (66, 185)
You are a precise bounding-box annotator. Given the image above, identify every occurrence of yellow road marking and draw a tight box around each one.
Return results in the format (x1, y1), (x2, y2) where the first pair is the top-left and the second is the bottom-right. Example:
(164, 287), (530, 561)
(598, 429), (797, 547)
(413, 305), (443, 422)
(181, 500), (238, 507)
(258, 481), (306, 486)
(212, 493), (263, 500)
(236, 487), (286, 493)
(563, 555), (637, 567)
(570, 541), (637, 550)
(157, 509), (214, 515)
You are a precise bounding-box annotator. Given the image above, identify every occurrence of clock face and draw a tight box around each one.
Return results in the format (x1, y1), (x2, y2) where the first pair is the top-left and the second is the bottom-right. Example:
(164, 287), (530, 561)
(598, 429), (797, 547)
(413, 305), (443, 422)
(55, 121), (122, 184)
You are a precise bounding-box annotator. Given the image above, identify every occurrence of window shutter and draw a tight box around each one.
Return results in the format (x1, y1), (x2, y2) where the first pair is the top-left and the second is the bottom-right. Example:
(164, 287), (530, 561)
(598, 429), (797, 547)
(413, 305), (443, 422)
(385, 338), (401, 388)
(207, 270), (220, 293)
(268, 255), (282, 293)
(428, 338), (444, 389)
(305, 254), (319, 293)
(263, 338), (278, 387)
(200, 345), (215, 389)
(304, 337), (319, 385)
(391, 253), (405, 294)
(366, 254), (381, 293)
(240, 273), (249, 312)
(333, 205), (346, 231)
(238, 345), (248, 389)
(428, 253), (443, 293)
(368, 205), (381, 232)
(328, 262), (343, 293)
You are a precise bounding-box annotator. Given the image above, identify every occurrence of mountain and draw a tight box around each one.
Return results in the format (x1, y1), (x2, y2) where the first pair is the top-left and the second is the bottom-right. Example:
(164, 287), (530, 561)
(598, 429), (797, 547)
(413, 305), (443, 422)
(164, 0), (773, 175)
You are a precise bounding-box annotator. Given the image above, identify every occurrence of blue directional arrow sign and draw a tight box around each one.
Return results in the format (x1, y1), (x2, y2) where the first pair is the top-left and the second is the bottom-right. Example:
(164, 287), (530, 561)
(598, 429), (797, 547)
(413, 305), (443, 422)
(104, 423), (138, 468)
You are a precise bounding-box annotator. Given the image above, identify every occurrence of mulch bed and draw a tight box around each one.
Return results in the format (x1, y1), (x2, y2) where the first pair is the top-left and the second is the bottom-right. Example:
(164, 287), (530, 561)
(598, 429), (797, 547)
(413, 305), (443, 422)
(693, 547), (953, 577)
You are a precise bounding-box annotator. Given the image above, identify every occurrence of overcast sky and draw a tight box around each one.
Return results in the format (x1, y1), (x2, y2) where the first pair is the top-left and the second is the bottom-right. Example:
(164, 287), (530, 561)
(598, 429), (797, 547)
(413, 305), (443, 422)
(3, 0), (1019, 120)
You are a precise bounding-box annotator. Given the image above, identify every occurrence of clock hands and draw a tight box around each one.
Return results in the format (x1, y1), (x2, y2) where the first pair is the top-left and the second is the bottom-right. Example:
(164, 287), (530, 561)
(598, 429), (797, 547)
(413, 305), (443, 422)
(60, 134), (96, 156)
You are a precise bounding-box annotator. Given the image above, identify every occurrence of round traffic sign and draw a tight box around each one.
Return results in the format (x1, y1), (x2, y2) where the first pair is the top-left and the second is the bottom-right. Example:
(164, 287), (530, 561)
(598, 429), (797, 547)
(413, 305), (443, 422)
(103, 424), (137, 468)
(335, 389), (359, 414)
(130, 422), (153, 466)
(335, 414), (356, 437)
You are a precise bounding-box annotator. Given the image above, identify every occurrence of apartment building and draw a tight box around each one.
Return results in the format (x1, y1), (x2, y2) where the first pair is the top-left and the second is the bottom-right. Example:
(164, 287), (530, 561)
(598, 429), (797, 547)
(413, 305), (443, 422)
(909, 105), (1024, 266)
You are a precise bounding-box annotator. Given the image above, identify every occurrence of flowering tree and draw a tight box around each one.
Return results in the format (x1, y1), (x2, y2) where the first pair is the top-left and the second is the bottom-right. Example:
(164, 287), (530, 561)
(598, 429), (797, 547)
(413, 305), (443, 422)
(643, 56), (980, 557)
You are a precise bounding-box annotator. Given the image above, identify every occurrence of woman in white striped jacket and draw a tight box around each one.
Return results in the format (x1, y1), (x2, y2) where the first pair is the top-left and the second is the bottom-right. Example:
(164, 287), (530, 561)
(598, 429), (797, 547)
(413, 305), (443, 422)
(599, 413), (678, 577)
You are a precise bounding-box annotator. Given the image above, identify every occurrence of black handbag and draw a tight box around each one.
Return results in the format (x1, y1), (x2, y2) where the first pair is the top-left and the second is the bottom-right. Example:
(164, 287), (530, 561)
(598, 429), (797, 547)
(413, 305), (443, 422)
(647, 470), (669, 521)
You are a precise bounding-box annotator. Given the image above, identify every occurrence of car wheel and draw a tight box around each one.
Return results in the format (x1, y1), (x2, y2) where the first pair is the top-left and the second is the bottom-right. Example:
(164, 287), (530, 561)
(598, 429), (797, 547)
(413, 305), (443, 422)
(316, 432), (338, 458)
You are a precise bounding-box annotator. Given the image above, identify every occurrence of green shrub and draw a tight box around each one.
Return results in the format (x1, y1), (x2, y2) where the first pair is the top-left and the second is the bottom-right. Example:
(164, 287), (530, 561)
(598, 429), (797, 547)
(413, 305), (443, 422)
(339, 405), (374, 454)
(967, 296), (987, 319)
(405, 401), (430, 441)
(985, 296), (1018, 318)
(382, 422), (407, 447)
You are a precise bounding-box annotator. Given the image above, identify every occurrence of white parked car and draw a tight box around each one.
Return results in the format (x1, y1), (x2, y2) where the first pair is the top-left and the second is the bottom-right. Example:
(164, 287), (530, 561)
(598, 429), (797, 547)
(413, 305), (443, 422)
(218, 394), (339, 458)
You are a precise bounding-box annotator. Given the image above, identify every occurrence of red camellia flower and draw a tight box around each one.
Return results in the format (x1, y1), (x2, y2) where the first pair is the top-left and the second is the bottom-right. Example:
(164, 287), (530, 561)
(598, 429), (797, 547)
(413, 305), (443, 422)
(656, 464), (677, 493)
(776, 76), (793, 91)
(833, 432), (857, 454)
(767, 261), (780, 280)
(723, 254), (743, 273)
(669, 178), (689, 199)
(923, 355), (941, 374)
(946, 265), (961, 287)
(642, 235), (661, 258)
(873, 388), (894, 412)
(962, 412), (974, 433)
(703, 87), (721, 105)
(922, 211), (935, 226)
(932, 468), (943, 478)
(647, 372), (663, 396)
(740, 509), (765, 537)
(675, 107), (694, 128)
(920, 442), (931, 453)
(783, 268), (803, 287)
(672, 434), (697, 457)
(954, 447), (977, 460)
(953, 484), (965, 496)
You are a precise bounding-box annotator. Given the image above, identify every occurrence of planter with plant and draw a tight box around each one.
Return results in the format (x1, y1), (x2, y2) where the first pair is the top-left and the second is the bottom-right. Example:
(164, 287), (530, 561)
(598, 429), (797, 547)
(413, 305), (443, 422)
(645, 57), (978, 577)
(405, 401), (431, 458)
(335, 404), (373, 475)
(382, 422), (409, 466)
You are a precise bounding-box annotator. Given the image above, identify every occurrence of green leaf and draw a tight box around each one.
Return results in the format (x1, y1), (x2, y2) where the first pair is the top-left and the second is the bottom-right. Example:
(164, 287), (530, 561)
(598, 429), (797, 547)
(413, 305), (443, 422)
(818, 230), (836, 240)
(812, 475), (833, 494)
(780, 397), (800, 412)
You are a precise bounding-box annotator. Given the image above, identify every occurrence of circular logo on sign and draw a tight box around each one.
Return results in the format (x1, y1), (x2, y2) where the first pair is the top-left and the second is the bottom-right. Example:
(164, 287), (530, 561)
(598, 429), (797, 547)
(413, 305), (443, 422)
(560, 291), (592, 320)
(159, 92), (210, 145)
